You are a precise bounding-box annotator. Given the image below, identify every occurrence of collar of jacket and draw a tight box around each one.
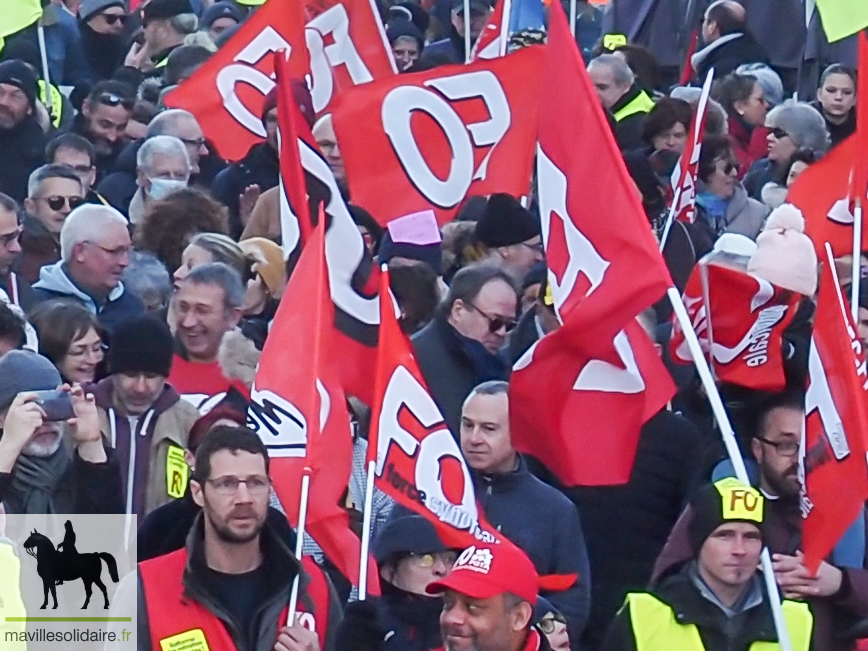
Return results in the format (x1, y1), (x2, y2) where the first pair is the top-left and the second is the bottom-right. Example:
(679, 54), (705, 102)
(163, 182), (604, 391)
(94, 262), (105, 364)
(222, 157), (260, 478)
(471, 453), (528, 490)
(727, 113), (754, 148)
(379, 579), (444, 633)
(33, 261), (125, 307)
(180, 512), (307, 619)
(690, 32), (744, 71)
(92, 376), (183, 419)
(20, 215), (59, 252)
(653, 563), (779, 643)
(610, 84), (654, 122)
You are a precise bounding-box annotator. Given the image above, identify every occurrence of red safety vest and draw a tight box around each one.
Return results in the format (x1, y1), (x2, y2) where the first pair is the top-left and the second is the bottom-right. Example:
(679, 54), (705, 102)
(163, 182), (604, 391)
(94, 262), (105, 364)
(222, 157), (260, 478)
(139, 548), (330, 651)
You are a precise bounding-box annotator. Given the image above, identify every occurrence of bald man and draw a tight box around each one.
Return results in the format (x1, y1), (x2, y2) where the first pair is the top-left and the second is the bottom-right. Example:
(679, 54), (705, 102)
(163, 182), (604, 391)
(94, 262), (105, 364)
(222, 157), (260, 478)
(690, 0), (769, 82)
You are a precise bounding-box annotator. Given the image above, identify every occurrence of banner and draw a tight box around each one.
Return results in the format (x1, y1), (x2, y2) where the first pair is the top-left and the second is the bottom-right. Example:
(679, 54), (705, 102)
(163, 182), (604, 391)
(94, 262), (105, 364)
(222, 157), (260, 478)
(814, 0), (868, 42)
(670, 262), (801, 391)
(332, 47), (544, 226)
(164, 0), (395, 160)
(0, 0), (41, 38)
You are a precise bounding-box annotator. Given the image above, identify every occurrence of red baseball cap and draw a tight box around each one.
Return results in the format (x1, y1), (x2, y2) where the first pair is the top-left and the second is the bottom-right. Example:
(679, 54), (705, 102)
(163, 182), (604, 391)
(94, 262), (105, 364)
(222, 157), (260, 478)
(426, 543), (539, 605)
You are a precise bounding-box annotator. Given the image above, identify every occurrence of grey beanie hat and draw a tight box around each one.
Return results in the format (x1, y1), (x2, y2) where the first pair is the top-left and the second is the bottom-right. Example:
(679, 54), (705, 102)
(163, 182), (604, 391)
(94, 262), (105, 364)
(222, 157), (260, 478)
(766, 101), (831, 155)
(0, 351), (61, 413)
(79, 0), (126, 23)
(737, 63), (784, 108)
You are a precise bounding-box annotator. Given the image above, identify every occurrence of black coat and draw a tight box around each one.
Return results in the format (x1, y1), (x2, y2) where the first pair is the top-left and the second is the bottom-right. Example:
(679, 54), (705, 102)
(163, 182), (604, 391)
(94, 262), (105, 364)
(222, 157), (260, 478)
(410, 314), (509, 438)
(211, 141), (279, 239)
(0, 117), (45, 203)
(693, 32), (770, 82)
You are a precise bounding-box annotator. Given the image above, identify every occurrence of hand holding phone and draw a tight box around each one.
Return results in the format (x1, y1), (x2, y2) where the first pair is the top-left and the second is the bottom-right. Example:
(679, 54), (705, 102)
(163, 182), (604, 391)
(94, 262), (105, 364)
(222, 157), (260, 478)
(32, 390), (75, 422)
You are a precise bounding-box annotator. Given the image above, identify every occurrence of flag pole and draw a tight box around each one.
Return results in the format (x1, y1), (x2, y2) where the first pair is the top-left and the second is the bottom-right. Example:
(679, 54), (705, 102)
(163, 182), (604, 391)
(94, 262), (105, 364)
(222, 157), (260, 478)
(658, 186), (681, 251)
(498, 0), (512, 57)
(667, 286), (793, 651)
(851, 198), (862, 322)
(36, 18), (51, 111)
(358, 459), (377, 600)
(287, 470), (312, 624)
(464, 0), (472, 62)
(569, 0), (577, 37)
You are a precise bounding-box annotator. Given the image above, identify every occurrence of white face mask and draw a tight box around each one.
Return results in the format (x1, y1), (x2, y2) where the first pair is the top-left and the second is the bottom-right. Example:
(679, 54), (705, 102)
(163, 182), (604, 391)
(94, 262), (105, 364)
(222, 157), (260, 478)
(147, 176), (187, 200)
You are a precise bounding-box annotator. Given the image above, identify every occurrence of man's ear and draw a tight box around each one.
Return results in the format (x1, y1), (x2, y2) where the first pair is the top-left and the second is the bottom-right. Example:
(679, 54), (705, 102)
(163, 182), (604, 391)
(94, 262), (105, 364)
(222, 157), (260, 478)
(511, 601), (532, 632)
(191, 479), (205, 507)
(750, 437), (762, 462)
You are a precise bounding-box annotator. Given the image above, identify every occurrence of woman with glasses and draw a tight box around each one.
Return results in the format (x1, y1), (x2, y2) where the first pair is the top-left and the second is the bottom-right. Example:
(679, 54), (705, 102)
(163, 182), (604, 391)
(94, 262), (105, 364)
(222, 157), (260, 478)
(336, 515), (457, 651)
(535, 597), (570, 651)
(28, 299), (105, 385)
(743, 101), (830, 201)
(696, 134), (769, 240)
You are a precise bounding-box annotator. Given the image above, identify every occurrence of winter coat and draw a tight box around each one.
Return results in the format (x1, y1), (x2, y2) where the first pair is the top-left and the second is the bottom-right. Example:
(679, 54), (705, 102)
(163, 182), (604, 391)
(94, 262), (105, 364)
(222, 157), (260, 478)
(77, 21), (126, 82)
(691, 32), (770, 83)
(696, 183), (769, 240)
(15, 216), (60, 285)
(42, 5), (90, 87)
(0, 117), (45, 203)
(411, 314), (509, 438)
(739, 0), (806, 72)
(211, 142), (279, 239)
(728, 115), (769, 178)
(31, 261), (145, 334)
(472, 455), (592, 646)
(743, 157), (778, 200)
(810, 100), (856, 149)
(610, 85), (654, 152)
(93, 378), (198, 519)
(424, 29), (465, 64)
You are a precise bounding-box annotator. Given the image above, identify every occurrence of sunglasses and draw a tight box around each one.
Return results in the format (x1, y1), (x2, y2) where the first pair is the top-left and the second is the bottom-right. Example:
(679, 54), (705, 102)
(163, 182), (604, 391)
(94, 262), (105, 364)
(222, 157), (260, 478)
(537, 613), (567, 635)
(713, 159), (738, 175)
(36, 196), (85, 211)
(100, 13), (128, 25)
(770, 127), (790, 140)
(466, 301), (517, 334)
(97, 93), (134, 110)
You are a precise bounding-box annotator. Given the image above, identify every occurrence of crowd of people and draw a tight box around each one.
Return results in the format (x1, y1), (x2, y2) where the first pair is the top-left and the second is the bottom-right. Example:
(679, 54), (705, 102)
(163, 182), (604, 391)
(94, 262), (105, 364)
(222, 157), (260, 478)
(0, 0), (865, 650)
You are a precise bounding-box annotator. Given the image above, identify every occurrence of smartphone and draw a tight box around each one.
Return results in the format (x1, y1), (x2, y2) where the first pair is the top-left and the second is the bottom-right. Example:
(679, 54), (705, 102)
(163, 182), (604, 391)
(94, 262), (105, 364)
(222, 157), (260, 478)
(32, 390), (75, 422)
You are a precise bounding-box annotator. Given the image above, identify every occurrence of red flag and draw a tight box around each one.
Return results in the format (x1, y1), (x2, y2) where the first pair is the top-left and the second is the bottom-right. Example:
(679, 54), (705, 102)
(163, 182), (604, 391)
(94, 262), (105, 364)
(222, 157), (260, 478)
(849, 31), (868, 205)
(250, 222), (378, 595)
(511, 320), (675, 485)
(469, 0), (505, 60)
(331, 47), (544, 226)
(669, 262), (802, 391)
(669, 69), (713, 224)
(535, 1), (671, 356)
(165, 0), (394, 161)
(801, 246), (868, 572)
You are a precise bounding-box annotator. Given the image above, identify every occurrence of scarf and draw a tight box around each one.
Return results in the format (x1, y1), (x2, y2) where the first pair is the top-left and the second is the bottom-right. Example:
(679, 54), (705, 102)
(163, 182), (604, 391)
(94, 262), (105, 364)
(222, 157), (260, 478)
(697, 192), (729, 234)
(6, 446), (72, 515)
(455, 329), (508, 382)
(78, 22), (126, 81)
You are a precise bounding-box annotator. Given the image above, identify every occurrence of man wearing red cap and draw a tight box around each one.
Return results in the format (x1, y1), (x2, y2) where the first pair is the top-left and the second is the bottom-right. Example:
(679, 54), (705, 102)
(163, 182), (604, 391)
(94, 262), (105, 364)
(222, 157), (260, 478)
(427, 543), (549, 651)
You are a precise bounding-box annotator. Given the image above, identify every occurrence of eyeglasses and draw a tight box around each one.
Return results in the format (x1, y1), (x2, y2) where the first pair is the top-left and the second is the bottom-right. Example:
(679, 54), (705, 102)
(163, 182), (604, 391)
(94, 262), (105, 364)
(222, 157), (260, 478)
(100, 13), (128, 25)
(0, 226), (22, 246)
(69, 164), (94, 175)
(67, 341), (106, 359)
(180, 136), (207, 149)
(408, 551), (459, 568)
(520, 241), (545, 255)
(205, 476), (271, 495)
(755, 436), (799, 457)
(713, 159), (738, 176)
(83, 241), (131, 258)
(466, 301), (517, 333)
(35, 196), (85, 211)
(537, 613), (567, 635)
(96, 92), (134, 110)
(770, 127), (791, 140)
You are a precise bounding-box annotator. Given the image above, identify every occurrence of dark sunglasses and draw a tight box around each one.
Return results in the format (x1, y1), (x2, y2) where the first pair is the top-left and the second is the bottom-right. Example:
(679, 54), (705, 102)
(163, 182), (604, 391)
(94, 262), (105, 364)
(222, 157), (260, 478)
(466, 301), (517, 334)
(38, 196), (86, 211)
(96, 92), (134, 110)
(100, 13), (128, 25)
(770, 127), (790, 140)
(537, 613), (567, 635)
(714, 159), (738, 175)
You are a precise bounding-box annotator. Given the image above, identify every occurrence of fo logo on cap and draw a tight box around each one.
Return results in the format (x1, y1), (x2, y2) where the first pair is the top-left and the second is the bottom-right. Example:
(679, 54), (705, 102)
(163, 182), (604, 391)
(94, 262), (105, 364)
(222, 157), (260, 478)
(454, 546), (494, 574)
(714, 477), (764, 523)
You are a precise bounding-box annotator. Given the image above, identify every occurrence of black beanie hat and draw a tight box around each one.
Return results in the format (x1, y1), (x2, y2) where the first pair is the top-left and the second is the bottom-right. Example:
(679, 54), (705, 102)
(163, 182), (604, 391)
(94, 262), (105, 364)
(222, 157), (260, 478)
(687, 478), (765, 556)
(0, 59), (37, 109)
(107, 315), (174, 378)
(475, 193), (540, 248)
(378, 230), (442, 275)
(373, 515), (451, 564)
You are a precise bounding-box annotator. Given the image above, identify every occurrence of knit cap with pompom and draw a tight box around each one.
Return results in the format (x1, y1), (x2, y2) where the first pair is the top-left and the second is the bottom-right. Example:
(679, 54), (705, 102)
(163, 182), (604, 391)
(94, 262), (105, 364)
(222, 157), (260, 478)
(747, 204), (818, 296)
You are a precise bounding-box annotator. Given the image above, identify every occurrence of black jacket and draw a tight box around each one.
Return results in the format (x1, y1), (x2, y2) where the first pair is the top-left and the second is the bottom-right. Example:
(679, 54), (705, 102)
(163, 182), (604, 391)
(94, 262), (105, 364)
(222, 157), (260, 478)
(693, 32), (771, 82)
(0, 270), (37, 314)
(811, 100), (856, 149)
(424, 28), (466, 64)
(211, 141), (280, 239)
(0, 117), (45, 203)
(600, 563), (814, 651)
(610, 85), (652, 152)
(411, 314), (509, 438)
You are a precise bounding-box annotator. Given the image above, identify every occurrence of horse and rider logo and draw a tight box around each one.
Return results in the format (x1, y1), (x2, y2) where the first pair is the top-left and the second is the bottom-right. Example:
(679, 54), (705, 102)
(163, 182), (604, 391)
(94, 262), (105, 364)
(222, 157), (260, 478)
(23, 520), (118, 609)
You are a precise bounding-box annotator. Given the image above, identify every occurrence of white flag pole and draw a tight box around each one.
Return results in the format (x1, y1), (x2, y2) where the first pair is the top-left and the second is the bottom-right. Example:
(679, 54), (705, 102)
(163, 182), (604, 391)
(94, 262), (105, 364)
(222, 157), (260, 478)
(464, 0), (472, 62)
(851, 199), (863, 322)
(569, 0), (577, 37)
(36, 19), (51, 118)
(287, 471), (311, 625)
(357, 459), (377, 600)
(667, 286), (793, 651)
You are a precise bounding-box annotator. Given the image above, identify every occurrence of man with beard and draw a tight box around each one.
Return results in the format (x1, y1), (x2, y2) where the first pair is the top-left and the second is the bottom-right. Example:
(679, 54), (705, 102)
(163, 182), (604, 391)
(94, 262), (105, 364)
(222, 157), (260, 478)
(0, 60), (46, 204)
(136, 426), (340, 651)
(63, 80), (134, 181)
(0, 350), (122, 514)
(77, 0), (129, 82)
(653, 390), (868, 651)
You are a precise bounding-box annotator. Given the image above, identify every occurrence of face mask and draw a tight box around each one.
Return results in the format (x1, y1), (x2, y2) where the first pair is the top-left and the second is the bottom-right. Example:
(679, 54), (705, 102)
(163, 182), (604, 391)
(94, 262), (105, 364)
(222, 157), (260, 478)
(147, 177), (187, 201)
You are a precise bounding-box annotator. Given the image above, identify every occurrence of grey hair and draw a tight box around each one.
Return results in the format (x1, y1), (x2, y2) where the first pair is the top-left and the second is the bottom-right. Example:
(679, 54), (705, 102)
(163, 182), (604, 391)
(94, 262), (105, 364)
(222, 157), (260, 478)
(669, 86), (729, 135)
(145, 108), (198, 138)
(463, 380), (509, 410)
(27, 164), (82, 198)
(60, 204), (128, 261)
(136, 135), (191, 173)
(122, 251), (172, 308)
(169, 13), (198, 35)
(184, 262), (244, 312)
(766, 101), (830, 154)
(588, 54), (634, 88)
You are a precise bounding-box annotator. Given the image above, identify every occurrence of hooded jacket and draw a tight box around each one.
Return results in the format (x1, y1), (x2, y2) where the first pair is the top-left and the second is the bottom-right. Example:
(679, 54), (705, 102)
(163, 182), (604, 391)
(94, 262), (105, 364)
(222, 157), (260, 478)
(93, 377), (198, 519)
(15, 216), (60, 285)
(31, 261), (145, 334)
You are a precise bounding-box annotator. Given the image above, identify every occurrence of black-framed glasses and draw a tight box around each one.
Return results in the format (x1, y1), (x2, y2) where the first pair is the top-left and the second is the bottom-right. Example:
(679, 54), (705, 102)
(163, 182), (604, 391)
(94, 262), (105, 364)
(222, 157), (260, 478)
(713, 158), (738, 176)
(755, 436), (799, 457)
(520, 241), (545, 254)
(537, 613), (567, 635)
(206, 476), (271, 496)
(407, 551), (459, 568)
(96, 92), (134, 110)
(36, 195), (85, 211)
(180, 136), (207, 149)
(770, 127), (791, 140)
(466, 301), (517, 334)
(100, 13), (128, 25)
(0, 226), (22, 246)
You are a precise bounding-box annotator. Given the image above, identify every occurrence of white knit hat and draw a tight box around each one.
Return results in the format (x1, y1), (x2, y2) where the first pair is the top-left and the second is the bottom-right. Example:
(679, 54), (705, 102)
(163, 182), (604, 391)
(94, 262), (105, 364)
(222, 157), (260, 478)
(747, 204), (818, 296)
